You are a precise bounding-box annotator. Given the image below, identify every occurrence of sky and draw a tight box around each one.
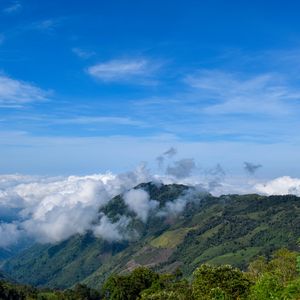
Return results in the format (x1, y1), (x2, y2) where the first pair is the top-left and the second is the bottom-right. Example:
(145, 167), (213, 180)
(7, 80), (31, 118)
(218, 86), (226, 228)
(1, 0), (300, 177)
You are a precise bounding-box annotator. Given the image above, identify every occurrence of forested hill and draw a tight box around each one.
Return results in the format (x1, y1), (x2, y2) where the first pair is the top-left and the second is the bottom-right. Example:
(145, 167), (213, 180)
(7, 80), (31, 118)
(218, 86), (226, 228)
(2, 183), (300, 290)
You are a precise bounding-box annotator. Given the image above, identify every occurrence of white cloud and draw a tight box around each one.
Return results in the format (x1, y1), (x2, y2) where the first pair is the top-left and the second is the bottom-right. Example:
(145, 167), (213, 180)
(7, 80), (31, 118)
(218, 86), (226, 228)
(1, 165), (300, 248)
(3, 1), (22, 14)
(93, 215), (131, 242)
(0, 74), (48, 106)
(160, 197), (187, 216)
(255, 176), (300, 196)
(123, 189), (159, 222)
(185, 70), (300, 116)
(0, 166), (152, 247)
(87, 58), (159, 84)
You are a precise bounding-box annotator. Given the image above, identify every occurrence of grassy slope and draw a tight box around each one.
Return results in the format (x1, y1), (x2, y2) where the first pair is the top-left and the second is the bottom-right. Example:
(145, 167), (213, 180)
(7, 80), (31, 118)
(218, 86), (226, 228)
(2, 184), (300, 290)
(84, 194), (300, 288)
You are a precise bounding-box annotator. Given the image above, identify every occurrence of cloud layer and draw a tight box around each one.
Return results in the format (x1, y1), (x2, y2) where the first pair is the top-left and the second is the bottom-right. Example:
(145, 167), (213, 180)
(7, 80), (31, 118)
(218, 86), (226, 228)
(255, 176), (300, 195)
(0, 166), (152, 247)
(1, 166), (300, 249)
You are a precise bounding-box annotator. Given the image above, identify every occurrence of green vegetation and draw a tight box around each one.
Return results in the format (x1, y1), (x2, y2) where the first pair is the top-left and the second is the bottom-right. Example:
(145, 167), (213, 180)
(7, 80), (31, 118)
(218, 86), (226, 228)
(0, 281), (100, 300)
(1, 248), (300, 299)
(150, 228), (191, 248)
(2, 184), (300, 290)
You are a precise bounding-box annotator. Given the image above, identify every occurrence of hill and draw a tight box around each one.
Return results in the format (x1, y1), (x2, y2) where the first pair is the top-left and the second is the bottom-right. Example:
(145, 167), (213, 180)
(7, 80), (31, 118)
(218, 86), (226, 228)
(2, 183), (300, 289)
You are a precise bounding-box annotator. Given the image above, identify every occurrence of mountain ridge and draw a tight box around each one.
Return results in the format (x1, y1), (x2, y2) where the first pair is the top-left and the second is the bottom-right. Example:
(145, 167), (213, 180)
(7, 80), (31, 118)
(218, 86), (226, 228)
(2, 182), (300, 289)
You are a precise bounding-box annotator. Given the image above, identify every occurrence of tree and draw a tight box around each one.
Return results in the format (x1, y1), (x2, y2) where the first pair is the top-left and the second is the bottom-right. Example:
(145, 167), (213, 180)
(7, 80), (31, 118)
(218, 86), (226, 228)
(248, 248), (298, 284)
(101, 267), (159, 300)
(270, 248), (298, 283)
(192, 264), (252, 300)
(248, 273), (283, 300)
(141, 290), (187, 300)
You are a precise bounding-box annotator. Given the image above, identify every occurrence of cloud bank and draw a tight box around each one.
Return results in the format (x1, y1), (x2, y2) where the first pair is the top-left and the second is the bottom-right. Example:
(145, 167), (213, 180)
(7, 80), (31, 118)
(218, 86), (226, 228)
(1, 164), (300, 249)
(0, 166), (152, 247)
(255, 176), (300, 195)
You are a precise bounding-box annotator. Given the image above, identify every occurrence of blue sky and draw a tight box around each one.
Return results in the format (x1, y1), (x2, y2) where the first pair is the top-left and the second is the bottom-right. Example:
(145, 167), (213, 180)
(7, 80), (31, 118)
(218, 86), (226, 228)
(1, 0), (300, 176)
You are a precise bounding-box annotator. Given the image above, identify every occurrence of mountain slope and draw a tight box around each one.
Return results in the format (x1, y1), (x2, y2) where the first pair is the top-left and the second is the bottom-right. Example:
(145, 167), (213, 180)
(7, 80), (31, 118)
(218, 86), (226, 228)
(2, 183), (300, 289)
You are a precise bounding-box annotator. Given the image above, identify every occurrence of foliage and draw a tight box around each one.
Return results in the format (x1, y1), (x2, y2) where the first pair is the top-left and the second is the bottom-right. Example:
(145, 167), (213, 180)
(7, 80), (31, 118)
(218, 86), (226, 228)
(101, 267), (159, 300)
(1, 247), (300, 299)
(248, 248), (298, 283)
(3, 186), (300, 290)
(0, 280), (100, 300)
(248, 273), (284, 300)
(192, 264), (252, 299)
(248, 248), (300, 300)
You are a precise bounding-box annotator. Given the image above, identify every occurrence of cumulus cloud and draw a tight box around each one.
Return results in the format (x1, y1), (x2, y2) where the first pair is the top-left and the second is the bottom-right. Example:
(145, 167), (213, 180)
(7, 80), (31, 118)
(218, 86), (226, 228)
(123, 189), (159, 222)
(166, 159), (196, 179)
(244, 161), (262, 175)
(0, 165), (152, 247)
(0, 74), (48, 107)
(1, 162), (300, 249)
(255, 176), (300, 196)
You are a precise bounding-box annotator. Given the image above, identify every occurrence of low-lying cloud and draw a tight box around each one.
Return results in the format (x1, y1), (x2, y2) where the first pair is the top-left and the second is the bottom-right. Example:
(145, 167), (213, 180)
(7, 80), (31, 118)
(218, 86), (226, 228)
(1, 163), (300, 249)
(255, 176), (300, 195)
(0, 166), (153, 247)
(123, 189), (159, 222)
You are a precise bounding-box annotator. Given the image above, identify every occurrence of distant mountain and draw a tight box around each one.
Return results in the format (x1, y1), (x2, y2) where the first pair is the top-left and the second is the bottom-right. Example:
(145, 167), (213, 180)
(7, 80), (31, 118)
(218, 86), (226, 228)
(2, 183), (300, 289)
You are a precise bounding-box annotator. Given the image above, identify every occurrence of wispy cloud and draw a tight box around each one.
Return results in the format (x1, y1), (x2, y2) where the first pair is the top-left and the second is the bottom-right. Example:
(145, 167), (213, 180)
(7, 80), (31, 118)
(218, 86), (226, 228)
(0, 74), (49, 107)
(3, 1), (22, 14)
(86, 58), (160, 84)
(30, 19), (61, 33)
(185, 70), (300, 116)
(72, 47), (95, 59)
(57, 116), (146, 127)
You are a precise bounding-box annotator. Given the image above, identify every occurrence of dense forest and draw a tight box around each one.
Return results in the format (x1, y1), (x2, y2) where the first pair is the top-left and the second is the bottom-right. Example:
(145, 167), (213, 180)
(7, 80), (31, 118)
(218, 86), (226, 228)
(3, 184), (300, 290)
(1, 184), (300, 299)
(1, 247), (300, 299)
